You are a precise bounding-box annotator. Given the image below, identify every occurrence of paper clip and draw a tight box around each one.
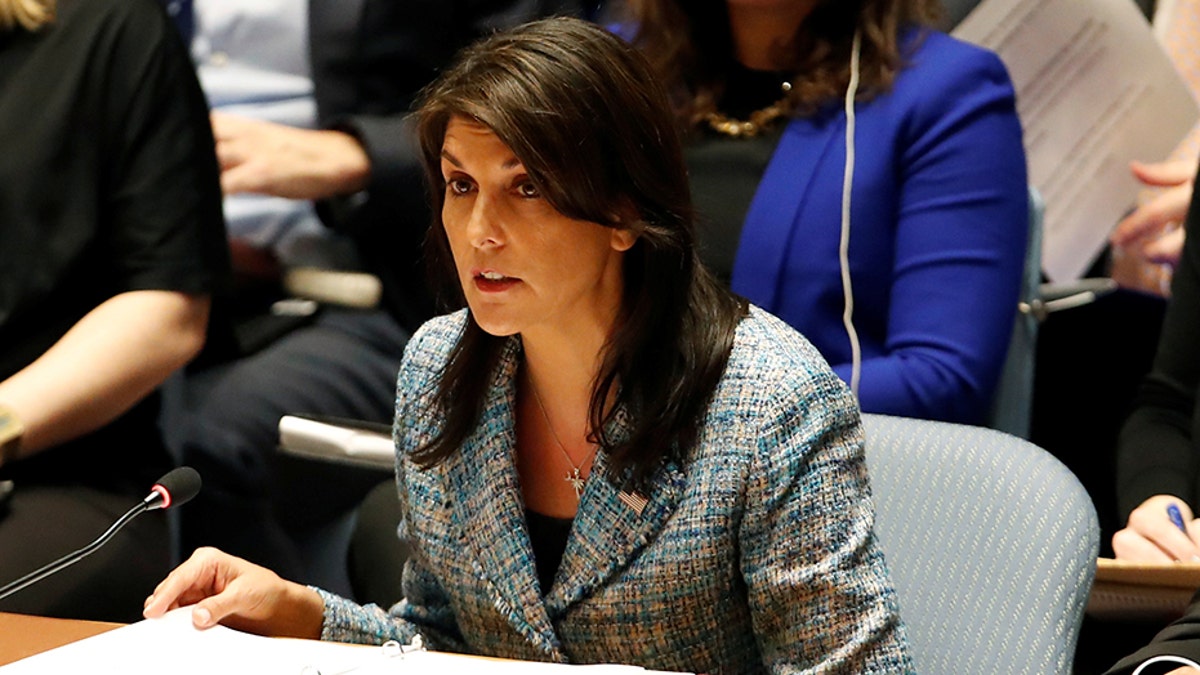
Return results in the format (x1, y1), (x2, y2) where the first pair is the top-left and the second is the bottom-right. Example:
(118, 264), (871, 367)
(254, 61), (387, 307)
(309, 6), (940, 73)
(383, 634), (425, 657)
(298, 634), (425, 675)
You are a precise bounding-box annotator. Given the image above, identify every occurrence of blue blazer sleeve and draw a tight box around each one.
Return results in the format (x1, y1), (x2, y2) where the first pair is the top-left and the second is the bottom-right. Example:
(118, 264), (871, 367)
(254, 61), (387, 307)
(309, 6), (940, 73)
(733, 31), (1028, 424)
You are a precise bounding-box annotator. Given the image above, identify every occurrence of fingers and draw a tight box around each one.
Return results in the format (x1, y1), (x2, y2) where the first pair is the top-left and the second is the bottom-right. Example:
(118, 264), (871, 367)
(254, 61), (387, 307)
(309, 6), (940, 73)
(190, 574), (264, 629)
(142, 547), (226, 619)
(210, 112), (249, 169)
(142, 547), (262, 630)
(1130, 158), (1198, 187)
(220, 161), (267, 195)
(209, 110), (257, 141)
(142, 547), (323, 637)
(1112, 527), (1177, 562)
(1143, 226), (1186, 266)
(1116, 496), (1200, 562)
(210, 113), (268, 193)
(208, 111), (370, 199)
(1111, 183), (1192, 246)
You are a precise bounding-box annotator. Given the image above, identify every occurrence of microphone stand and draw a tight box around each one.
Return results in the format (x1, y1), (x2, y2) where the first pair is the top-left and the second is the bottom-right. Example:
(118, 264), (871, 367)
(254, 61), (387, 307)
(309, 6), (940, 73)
(0, 501), (150, 602)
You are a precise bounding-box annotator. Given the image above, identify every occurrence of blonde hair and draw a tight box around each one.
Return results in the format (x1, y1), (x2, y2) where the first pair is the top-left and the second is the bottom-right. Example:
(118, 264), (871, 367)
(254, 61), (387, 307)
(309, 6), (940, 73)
(0, 0), (54, 31)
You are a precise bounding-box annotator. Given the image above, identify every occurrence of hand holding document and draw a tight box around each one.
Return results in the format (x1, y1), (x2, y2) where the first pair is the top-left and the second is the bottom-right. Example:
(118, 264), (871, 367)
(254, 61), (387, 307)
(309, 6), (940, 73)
(953, 0), (1199, 282)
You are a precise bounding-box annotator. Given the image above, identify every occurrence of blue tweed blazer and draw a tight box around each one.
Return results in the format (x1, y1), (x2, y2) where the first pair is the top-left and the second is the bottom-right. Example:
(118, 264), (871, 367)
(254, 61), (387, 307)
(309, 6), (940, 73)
(318, 307), (913, 674)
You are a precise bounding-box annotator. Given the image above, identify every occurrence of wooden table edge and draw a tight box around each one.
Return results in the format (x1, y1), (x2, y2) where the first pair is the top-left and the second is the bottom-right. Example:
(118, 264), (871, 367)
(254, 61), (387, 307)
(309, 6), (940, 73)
(0, 611), (121, 666)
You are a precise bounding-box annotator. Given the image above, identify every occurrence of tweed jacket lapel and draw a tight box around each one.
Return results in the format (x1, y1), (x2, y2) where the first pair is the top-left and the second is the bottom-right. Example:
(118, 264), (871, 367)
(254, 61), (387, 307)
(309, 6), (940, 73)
(438, 335), (689, 650)
(440, 337), (559, 655)
(545, 409), (688, 617)
(731, 111), (842, 311)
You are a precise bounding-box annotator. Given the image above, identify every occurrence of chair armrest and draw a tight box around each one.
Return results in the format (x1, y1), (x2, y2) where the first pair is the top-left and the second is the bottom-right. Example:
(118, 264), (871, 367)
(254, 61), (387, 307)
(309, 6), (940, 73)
(1021, 278), (1119, 321)
(277, 414), (394, 470)
(282, 268), (382, 309)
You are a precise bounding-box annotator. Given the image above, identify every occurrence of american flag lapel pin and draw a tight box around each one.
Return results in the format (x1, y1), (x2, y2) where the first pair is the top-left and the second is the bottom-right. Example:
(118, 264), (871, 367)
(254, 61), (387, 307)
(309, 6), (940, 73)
(617, 490), (648, 515)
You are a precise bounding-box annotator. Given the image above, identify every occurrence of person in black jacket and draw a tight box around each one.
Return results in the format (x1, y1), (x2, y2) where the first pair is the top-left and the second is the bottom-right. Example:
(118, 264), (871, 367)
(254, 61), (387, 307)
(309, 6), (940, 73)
(1106, 158), (1200, 675)
(1112, 156), (1200, 564)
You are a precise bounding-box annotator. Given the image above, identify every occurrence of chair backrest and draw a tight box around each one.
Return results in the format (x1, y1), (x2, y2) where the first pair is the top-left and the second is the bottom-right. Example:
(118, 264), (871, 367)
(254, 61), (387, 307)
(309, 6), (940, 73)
(862, 413), (1098, 675)
(940, 0), (983, 28)
(986, 186), (1044, 438)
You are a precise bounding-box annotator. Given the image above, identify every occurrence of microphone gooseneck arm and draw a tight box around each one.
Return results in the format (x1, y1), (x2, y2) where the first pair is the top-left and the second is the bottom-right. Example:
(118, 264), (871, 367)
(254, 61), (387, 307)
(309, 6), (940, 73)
(0, 467), (200, 603)
(0, 501), (149, 602)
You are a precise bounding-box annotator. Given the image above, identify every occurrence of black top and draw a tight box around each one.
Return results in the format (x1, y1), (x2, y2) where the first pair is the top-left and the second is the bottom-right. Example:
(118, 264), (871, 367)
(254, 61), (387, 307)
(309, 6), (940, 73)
(1116, 157), (1200, 521)
(685, 61), (788, 284)
(0, 0), (228, 494)
(526, 509), (573, 595)
(687, 134), (782, 284)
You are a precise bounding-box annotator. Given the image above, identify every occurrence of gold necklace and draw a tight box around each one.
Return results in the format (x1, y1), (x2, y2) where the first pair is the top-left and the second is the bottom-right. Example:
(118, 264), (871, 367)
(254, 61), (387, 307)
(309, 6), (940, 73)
(703, 80), (793, 139)
(528, 379), (599, 499)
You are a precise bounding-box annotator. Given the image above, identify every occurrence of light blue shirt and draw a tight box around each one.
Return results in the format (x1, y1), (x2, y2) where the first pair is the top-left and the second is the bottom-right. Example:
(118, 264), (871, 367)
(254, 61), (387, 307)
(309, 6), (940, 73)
(192, 0), (354, 268)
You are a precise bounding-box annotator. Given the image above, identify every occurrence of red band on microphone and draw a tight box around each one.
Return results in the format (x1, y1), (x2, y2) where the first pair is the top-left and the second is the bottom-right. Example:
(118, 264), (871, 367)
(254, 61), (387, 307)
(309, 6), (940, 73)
(151, 484), (171, 509)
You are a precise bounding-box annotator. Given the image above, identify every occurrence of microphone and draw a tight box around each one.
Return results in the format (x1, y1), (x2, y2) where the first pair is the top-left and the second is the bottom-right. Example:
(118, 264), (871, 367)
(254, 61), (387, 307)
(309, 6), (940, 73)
(143, 465), (202, 511)
(0, 467), (202, 602)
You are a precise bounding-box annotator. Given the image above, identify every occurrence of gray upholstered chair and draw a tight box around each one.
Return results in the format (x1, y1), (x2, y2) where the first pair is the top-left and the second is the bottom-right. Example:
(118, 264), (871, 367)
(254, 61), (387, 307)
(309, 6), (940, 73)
(940, 0), (983, 29)
(985, 187), (1044, 438)
(987, 187), (1116, 439)
(862, 413), (1099, 674)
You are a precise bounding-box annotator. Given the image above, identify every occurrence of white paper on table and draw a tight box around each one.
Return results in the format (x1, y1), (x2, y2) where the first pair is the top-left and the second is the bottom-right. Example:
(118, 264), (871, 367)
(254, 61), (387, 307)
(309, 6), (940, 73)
(0, 607), (688, 674)
(347, 649), (685, 675)
(953, 0), (1199, 282)
(0, 607), (381, 674)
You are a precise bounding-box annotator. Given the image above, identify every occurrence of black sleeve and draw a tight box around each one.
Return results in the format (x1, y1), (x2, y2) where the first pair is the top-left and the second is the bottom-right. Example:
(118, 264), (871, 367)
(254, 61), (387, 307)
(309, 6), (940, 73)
(100, 0), (229, 298)
(1115, 158), (1200, 522)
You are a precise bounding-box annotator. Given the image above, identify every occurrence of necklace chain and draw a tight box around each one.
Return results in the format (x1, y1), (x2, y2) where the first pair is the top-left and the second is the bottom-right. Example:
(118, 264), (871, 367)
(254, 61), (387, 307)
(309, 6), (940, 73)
(528, 377), (598, 499)
(703, 80), (793, 139)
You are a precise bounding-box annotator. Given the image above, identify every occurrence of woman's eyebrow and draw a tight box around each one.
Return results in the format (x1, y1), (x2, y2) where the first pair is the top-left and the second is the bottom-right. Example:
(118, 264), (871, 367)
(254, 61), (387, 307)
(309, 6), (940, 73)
(440, 149), (523, 171)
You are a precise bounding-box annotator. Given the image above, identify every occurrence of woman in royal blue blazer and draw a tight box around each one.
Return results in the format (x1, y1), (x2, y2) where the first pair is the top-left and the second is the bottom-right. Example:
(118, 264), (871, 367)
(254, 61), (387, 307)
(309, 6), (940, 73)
(628, 0), (1029, 424)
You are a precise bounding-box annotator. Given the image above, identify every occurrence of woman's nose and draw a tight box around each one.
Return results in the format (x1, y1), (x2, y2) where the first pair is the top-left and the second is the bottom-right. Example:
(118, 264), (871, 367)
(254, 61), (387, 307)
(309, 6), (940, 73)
(466, 194), (504, 249)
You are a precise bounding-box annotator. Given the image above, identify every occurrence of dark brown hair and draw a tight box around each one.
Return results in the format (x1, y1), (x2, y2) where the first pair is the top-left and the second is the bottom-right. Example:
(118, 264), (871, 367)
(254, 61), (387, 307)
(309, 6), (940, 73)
(411, 16), (747, 486)
(626, 0), (941, 120)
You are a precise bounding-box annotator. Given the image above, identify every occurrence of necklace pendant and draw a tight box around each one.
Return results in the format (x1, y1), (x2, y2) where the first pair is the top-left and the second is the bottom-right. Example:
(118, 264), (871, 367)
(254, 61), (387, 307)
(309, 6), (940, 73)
(565, 467), (586, 499)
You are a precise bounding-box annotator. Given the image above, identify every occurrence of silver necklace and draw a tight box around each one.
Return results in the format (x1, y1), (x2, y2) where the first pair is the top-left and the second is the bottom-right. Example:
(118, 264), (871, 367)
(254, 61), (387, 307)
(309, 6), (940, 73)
(528, 379), (598, 499)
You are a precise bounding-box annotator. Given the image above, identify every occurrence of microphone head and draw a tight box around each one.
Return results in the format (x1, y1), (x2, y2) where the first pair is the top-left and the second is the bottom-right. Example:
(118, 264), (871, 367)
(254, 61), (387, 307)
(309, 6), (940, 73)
(147, 467), (202, 510)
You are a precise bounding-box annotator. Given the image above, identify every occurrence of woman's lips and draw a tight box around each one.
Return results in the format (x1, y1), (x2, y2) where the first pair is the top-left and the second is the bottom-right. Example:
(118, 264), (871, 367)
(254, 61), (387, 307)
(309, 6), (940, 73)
(473, 271), (520, 293)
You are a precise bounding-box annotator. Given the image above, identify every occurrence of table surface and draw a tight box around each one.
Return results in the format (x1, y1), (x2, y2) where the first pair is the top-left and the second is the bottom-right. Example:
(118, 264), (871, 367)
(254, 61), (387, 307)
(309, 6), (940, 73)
(0, 611), (119, 666)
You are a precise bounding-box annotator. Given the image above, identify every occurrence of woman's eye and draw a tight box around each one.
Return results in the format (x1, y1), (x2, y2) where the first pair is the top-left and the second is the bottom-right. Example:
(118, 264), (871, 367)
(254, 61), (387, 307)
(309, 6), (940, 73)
(517, 182), (540, 199)
(447, 179), (473, 196)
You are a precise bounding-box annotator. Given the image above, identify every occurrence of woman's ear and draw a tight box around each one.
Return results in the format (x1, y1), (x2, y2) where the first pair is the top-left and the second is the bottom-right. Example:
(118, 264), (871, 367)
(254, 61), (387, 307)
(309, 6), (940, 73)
(608, 199), (642, 252)
(610, 225), (639, 252)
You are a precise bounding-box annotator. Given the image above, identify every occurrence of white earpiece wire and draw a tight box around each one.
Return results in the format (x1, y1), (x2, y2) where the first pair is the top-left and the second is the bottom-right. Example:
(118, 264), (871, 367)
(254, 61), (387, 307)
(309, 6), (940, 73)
(840, 30), (863, 399)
